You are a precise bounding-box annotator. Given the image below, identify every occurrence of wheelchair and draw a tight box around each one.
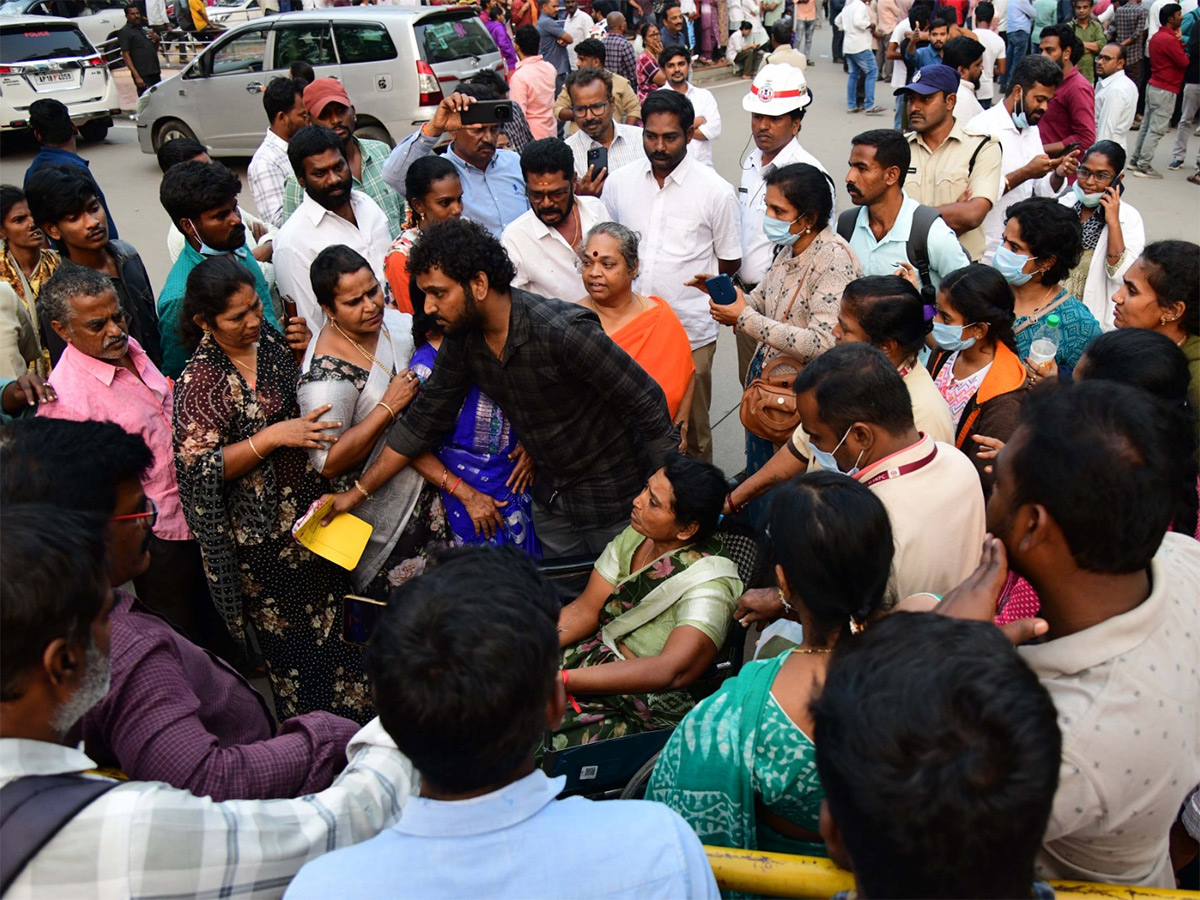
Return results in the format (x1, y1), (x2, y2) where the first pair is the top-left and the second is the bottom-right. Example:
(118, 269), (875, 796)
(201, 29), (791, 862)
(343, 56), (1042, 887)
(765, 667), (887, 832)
(538, 520), (770, 800)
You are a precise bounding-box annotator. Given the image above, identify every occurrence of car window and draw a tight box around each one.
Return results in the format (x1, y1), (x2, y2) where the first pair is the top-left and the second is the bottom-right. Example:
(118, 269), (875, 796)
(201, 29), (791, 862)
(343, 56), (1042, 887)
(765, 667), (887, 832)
(333, 22), (396, 64)
(209, 26), (266, 75)
(0, 22), (91, 61)
(273, 22), (334, 69)
(416, 16), (494, 64)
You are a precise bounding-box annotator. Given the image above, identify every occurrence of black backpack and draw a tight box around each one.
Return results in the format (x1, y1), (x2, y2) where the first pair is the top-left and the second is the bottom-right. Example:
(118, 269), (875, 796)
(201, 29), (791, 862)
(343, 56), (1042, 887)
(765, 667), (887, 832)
(836, 203), (945, 294)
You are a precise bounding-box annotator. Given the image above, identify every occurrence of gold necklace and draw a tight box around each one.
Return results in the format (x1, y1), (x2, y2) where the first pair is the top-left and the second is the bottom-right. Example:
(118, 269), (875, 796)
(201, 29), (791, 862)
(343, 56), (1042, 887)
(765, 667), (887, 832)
(331, 319), (395, 376)
(229, 344), (257, 380)
(792, 647), (833, 655)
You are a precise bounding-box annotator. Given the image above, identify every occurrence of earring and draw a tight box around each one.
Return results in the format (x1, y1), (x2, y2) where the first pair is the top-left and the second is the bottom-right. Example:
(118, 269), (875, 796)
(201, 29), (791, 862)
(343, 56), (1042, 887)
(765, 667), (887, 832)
(778, 588), (795, 613)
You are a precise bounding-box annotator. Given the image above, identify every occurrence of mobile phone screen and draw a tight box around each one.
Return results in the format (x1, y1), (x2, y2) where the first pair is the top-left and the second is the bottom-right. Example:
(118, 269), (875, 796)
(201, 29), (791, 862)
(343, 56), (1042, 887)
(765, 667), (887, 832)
(341, 595), (387, 647)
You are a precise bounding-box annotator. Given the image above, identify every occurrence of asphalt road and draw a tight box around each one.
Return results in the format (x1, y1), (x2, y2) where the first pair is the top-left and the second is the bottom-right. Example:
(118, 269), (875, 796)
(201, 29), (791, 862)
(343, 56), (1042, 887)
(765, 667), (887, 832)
(1, 27), (1196, 478)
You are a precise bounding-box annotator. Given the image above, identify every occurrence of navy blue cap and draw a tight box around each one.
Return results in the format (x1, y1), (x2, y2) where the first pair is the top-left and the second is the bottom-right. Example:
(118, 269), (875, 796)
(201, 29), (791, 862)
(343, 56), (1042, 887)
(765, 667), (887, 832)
(893, 64), (961, 97)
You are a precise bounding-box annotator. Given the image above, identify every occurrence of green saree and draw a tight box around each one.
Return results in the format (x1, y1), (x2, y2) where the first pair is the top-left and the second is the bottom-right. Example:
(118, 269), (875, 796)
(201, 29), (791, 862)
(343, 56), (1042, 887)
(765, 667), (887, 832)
(552, 527), (742, 750)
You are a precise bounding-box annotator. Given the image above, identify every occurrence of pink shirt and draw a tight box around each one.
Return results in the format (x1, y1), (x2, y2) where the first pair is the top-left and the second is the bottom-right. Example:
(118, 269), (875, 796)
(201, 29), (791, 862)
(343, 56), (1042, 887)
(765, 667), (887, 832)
(510, 55), (558, 140)
(39, 337), (191, 541)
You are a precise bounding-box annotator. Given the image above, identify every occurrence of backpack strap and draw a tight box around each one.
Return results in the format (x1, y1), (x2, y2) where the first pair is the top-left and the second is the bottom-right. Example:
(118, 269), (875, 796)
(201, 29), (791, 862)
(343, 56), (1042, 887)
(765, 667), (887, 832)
(967, 134), (991, 176)
(0, 774), (119, 894)
(836, 208), (859, 244)
(905, 203), (943, 293)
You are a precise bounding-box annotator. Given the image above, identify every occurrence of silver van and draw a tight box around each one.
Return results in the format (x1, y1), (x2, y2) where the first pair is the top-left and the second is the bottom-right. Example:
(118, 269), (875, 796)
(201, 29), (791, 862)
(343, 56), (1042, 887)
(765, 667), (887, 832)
(136, 6), (502, 157)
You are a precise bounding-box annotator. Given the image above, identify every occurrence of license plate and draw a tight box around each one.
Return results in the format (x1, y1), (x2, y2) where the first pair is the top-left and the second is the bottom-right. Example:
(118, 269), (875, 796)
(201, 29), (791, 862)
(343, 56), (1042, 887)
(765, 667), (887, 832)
(33, 72), (74, 85)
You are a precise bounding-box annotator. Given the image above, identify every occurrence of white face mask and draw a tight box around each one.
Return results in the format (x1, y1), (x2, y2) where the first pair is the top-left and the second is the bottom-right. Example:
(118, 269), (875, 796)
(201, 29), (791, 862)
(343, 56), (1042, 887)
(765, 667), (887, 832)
(810, 425), (865, 476)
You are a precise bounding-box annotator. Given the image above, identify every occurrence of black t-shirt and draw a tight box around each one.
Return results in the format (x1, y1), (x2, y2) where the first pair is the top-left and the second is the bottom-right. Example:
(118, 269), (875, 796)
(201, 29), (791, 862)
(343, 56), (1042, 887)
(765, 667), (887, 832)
(117, 22), (160, 76)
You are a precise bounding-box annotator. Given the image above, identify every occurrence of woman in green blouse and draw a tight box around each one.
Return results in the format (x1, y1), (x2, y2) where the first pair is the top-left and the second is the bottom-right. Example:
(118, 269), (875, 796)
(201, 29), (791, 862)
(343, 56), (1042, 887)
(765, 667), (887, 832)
(552, 453), (743, 750)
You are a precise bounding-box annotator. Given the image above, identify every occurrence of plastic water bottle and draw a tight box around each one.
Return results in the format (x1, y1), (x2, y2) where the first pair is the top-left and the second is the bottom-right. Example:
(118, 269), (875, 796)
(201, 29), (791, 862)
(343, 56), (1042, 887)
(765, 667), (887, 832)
(1027, 314), (1061, 375)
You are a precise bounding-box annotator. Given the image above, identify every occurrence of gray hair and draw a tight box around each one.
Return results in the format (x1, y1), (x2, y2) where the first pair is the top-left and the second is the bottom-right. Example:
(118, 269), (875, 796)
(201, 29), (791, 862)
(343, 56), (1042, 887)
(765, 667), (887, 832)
(582, 221), (640, 273)
(38, 264), (114, 327)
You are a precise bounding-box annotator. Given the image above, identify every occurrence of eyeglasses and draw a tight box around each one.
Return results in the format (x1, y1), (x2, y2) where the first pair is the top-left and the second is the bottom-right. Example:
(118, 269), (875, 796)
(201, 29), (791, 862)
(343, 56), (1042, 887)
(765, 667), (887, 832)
(570, 101), (611, 118)
(1076, 167), (1116, 183)
(111, 497), (158, 530)
(525, 186), (571, 203)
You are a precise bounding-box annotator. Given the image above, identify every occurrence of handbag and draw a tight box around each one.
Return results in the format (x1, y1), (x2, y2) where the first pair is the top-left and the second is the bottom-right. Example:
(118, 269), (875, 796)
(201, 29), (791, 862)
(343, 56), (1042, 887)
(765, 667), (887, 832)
(738, 274), (809, 444)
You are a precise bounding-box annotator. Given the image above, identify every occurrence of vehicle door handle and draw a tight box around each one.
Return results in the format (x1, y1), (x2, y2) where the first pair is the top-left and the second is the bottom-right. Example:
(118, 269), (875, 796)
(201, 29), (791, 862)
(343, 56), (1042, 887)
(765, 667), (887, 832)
(246, 82), (262, 93)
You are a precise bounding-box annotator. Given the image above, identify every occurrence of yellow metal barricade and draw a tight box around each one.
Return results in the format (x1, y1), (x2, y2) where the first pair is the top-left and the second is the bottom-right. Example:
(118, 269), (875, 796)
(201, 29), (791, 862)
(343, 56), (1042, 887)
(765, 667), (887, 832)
(704, 846), (1200, 899)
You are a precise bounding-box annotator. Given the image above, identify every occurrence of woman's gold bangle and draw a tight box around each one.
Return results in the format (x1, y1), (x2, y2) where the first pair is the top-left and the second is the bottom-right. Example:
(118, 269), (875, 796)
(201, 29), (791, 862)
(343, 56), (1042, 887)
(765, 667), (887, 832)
(354, 479), (371, 501)
(248, 434), (265, 460)
(377, 400), (396, 422)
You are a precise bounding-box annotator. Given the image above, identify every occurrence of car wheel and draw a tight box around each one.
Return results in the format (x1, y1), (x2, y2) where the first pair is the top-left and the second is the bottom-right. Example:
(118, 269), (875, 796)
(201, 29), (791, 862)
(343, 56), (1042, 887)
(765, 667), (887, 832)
(79, 118), (110, 142)
(154, 118), (198, 150)
(354, 124), (393, 148)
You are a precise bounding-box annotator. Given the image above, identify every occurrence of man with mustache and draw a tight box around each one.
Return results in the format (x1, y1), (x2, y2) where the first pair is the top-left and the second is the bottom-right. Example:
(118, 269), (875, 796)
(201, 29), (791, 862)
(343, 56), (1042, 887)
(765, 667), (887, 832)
(24, 165), (160, 370)
(562, 67), (645, 195)
(502, 138), (611, 301)
(156, 160), (289, 379)
(275, 126), (392, 326)
(384, 87), (530, 239)
(657, 46), (723, 168)
(603, 89), (741, 462)
(964, 54), (1075, 262)
(279, 79), (405, 238)
(33, 267), (226, 657)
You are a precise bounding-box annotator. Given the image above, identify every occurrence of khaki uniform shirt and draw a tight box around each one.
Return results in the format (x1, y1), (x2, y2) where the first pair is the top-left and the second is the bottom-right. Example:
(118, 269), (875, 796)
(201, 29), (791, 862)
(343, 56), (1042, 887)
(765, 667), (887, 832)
(905, 118), (1003, 262)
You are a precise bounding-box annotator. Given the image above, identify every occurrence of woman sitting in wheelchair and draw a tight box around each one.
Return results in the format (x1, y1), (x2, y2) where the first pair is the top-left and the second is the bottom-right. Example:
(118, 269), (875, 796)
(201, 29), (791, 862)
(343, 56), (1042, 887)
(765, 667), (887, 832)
(645, 472), (894, 859)
(551, 453), (743, 750)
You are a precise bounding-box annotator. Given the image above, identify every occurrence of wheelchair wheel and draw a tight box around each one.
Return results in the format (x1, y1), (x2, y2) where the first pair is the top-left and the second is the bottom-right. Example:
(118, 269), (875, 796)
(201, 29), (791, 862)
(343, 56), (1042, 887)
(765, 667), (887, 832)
(618, 750), (661, 800)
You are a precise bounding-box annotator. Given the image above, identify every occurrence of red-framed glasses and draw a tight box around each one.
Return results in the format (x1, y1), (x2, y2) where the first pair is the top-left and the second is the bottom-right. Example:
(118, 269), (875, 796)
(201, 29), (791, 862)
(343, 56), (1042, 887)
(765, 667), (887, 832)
(110, 497), (158, 530)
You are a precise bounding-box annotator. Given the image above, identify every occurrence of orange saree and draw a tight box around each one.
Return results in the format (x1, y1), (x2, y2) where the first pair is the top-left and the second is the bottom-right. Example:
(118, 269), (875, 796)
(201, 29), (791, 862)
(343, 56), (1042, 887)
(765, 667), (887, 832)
(612, 295), (695, 418)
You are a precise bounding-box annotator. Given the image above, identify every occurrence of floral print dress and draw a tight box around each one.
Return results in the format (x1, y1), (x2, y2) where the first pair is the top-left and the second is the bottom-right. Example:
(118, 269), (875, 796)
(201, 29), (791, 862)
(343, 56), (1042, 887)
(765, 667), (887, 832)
(174, 328), (371, 722)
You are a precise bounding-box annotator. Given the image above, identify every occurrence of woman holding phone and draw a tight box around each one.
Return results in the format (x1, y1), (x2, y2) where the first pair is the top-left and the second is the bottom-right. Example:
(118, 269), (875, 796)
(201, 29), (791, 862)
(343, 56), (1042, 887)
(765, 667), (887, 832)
(1057, 140), (1144, 332)
(689, 163), (858, 512)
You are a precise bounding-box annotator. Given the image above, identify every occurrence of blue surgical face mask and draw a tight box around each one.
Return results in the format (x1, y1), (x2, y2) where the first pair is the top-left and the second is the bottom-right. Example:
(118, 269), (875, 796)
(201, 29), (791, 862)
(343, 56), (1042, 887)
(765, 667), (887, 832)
(810, 425), (864, 476)
(993, 244), (1035, 286)
(1073, 181), (1104, 208)
(188, 220), (249, 260)
(931, 320), (978, 351)
(1012, 89), (1029, 130)
(763, 213), (802, 246)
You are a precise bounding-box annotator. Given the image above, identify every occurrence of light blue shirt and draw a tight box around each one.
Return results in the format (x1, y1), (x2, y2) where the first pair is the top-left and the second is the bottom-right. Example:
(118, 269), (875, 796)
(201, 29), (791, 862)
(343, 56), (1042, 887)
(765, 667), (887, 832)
(1007, 0), (1036, 33)
(284, 770), (721, 900)
(845, 195), (971, 288)
(382, 131), (530, 239)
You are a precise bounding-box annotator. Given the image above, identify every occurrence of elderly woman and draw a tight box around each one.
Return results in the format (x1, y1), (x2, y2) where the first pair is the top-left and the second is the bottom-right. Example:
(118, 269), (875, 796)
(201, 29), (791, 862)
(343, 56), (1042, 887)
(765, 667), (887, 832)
(579, 222), (694, 447)
(994, 197), (1101, 375)
(552, 453), (743, 749)
(384, 156), (464, 315)
(173, 256), (367, 721)
(1058, 141), (1144, 331)
(647, 472), (893, 862)
(691, 162), (859, 492)
(298, 245), (461, 598)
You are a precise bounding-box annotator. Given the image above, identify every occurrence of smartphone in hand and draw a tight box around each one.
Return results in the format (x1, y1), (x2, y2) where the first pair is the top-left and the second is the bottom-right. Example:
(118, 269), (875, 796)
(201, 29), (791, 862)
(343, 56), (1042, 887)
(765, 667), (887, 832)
(586, 146), (609, 177)
(460, 99), (514, 125)
(706, 274), (738, 305)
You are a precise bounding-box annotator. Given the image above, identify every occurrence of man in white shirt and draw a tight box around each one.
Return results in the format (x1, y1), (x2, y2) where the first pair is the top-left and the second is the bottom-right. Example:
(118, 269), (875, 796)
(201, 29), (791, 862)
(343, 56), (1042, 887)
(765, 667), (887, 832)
(837, 0), (888, 113)
(1094, 42), (1140, 148)
(886, 5), (925, 128)
(973, 2), (1008, 107)
(274, 126), (391, 325)
(562, 68), (645, 193)
(726, 20), (764, 74)
(937, 382), (1199, 889)
(604, 90), (741, 462)
(0, 505), (413, 900)
(563, 0), (594, 66)
(656, 46), (723, 167)
(248, 76), (311, 228)
(285, 549), (720, 900)
(964, 54), (1075, 262)
(736, 64), (831, 378)
(502, 138), (609, 302)
(946, 35), (988, 121)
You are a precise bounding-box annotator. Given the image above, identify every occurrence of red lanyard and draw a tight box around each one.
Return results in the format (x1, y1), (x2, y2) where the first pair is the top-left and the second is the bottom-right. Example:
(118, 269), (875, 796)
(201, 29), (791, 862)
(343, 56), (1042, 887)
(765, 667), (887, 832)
(859, 444), (939, 487)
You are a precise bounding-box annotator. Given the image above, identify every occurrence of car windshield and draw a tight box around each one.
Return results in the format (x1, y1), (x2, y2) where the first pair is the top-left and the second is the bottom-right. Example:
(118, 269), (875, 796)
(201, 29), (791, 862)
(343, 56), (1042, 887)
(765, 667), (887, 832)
(214, 0), (245, 8)
(0, 23), (91, 61)
(416, 15), (494, 64)
(0, 1), (30, 14)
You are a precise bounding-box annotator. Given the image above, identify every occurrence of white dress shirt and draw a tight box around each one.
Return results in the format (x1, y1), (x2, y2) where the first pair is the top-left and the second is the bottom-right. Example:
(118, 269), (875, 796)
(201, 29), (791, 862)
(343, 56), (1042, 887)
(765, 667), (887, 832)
(889, 19), (913, 88)
(974, 26), (1006, 101)
(658, 83), (723, 168)
(954, 79), (986, 124)
(274, 189), (392, 326)
(1021, 532), (1200, 888)
(964, 100), (1062, 262)
(502, 195), (610, 302)
(838, 0), (876, 55)
(603, 154), (742, 348)
(1, 719), (412, 900)
(564, 8), (594, 67)
(565, 122), (646, 179)
(285, 770), (720, 900)
(248, 130), (292, 228)
(738, 138), (834, 285)
(1095, 69), (1139, 152)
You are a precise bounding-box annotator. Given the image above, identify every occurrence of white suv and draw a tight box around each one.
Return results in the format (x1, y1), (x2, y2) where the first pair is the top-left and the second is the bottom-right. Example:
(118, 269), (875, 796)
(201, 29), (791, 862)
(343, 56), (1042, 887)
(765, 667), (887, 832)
(0, 15), (121, 140)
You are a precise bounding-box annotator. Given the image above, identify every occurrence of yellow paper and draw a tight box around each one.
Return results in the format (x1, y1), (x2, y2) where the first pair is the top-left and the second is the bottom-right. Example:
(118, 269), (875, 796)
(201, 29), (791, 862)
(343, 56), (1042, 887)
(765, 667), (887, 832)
(293, 496), (374, 571)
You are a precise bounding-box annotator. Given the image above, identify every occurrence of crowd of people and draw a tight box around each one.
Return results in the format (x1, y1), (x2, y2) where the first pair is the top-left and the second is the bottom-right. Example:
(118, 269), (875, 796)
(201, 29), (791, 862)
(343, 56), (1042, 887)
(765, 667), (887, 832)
(0, 3), (1199, 897)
